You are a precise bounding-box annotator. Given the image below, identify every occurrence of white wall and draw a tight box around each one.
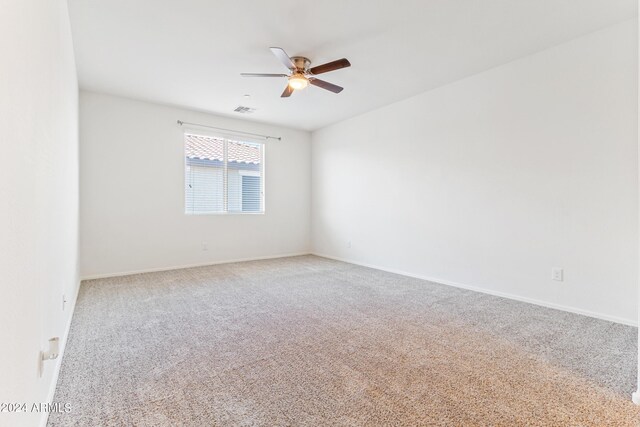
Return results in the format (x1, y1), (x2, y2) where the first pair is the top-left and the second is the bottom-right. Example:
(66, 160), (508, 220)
(0, 1), (80, 426)
(312, 19), (639, 325)
(80, 92), (311, 278)
(636, 4), (640, 402)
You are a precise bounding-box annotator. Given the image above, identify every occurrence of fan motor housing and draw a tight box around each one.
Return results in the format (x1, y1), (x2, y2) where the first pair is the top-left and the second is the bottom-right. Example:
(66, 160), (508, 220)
(291, 56), (311, 72)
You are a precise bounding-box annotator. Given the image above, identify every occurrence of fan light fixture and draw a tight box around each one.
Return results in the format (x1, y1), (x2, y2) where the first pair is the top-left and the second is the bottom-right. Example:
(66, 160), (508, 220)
(288, 74), (308, 90)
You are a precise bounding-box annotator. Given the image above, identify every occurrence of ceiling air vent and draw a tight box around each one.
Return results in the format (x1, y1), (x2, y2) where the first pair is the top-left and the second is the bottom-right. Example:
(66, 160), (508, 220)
(233, 106), (256, 114)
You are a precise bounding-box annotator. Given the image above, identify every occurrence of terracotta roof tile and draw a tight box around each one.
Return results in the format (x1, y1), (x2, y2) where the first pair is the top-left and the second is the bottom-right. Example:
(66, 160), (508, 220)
(185, 133), (260, 164)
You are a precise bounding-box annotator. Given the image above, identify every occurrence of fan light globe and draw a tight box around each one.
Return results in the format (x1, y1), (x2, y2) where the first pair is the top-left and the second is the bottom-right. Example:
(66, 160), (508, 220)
(288, 75), (308, 90)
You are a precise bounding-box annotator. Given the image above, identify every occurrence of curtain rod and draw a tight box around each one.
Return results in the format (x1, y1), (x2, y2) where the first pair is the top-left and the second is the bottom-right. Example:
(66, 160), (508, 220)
(177, 120), (281, 141)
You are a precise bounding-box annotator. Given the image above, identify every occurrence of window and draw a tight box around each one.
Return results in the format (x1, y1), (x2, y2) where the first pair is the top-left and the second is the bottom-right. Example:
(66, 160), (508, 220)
(184, 132), (264, 214)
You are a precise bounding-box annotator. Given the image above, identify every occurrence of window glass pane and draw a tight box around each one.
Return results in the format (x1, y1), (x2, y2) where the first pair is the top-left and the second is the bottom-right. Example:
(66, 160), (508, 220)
(185, 133), (263, 214)
(185, 134), (225, 214)
(227, 140), (262, 213)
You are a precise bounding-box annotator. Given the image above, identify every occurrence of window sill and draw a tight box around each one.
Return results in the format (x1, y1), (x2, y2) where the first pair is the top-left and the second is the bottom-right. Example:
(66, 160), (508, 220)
(185, 212), (265, 216)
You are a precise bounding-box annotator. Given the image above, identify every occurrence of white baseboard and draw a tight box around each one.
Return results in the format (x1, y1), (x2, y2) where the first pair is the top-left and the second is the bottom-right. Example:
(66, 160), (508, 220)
(40, 279), (82, 427)
(81, 252), (312, 281)
(312, 252), (637, 327)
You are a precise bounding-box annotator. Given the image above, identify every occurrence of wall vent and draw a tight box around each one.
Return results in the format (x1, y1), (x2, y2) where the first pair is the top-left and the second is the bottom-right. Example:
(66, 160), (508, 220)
(233, 106), (256, 114)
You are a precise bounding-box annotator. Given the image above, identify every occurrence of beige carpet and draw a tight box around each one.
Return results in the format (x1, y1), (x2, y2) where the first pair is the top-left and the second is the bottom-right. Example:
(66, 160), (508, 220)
(49, 255), (640, 426)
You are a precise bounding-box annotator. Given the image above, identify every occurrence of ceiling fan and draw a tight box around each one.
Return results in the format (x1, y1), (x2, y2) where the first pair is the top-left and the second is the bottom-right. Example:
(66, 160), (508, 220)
(241, 47), (351, 98)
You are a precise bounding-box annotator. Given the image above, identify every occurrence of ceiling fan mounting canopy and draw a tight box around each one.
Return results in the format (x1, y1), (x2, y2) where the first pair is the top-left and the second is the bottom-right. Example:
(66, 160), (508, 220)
(241, 47), (351, 98)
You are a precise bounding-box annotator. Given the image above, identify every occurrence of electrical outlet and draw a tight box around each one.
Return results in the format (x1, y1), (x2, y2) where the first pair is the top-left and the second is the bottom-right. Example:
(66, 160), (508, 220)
(202, 242), (208, 251)
(347, 241), (352, 249)
(552, 268), (563, 282)
(62, 294), (67, 311)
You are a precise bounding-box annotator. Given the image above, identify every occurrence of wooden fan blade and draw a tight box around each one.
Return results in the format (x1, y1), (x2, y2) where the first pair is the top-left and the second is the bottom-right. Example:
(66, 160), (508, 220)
(241, 73), (288, 77)
(270, 47), (296, 71)
(309, 78), (343, 93)
(309, 58), (351, 75)
(281, 85), (294, 97)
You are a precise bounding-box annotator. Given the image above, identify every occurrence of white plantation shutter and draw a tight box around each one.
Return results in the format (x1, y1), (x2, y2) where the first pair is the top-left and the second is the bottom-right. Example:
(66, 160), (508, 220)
(184, 132), (264, 214)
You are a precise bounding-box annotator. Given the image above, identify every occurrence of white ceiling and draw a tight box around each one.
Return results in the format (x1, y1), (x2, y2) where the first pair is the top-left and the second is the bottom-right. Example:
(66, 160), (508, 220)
(68, 0), (636, 131)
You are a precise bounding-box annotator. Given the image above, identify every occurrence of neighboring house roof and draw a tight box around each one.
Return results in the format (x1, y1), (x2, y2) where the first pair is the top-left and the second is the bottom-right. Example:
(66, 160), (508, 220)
(185, 133), (261, 164)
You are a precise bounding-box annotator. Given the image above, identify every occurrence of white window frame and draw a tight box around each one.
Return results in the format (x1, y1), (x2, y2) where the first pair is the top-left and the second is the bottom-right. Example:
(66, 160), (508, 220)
(183, 129), (265, 215)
